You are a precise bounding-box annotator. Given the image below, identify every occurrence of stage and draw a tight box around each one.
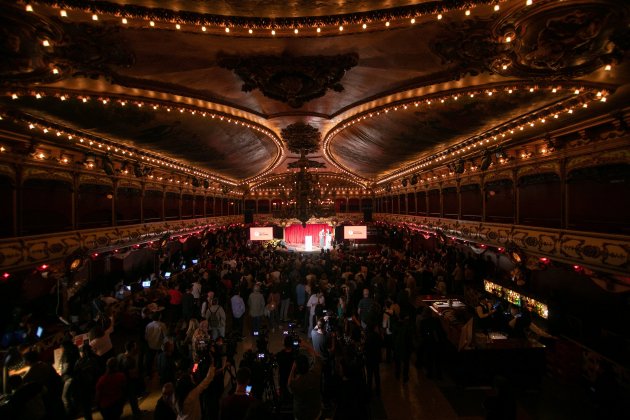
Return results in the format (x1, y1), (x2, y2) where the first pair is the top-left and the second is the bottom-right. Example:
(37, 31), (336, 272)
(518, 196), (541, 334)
(285, 243), (330, 253)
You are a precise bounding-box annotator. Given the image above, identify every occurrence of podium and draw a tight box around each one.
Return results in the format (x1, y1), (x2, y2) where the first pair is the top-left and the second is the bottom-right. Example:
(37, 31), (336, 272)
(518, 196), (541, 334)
(304, 236), (312, 252)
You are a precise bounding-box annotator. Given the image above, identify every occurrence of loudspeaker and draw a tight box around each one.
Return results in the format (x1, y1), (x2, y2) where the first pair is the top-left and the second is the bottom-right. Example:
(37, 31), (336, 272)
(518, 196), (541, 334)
(363, 209), (373, 222)
(244, 210), (253, 224)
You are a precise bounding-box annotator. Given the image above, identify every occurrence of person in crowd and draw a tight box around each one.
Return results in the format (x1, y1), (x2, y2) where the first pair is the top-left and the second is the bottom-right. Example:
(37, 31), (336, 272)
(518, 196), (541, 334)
(89, 314), (115, 369)
(508, 305), (531, 339)
(364, 323), (383, 396)
(117, 340), (142, 419)
(191, 320), (211, 363)
(5, 374), (47, 420)
(230, 290), (246, 339)
(59, 338), (80, 414)
(95, 357), (126, 420)
(181, 285), (196, 321)
(157, 340), (178, 386)
(73, 342), (99, 420)
(267, 284), (281, 333)
(382, 299), (395, 363)
(205, 297), (227, 340)
(476, 297), (497, 333)
(219, 367), (260, 420)
(174, 363), (216, 420)
(23, 349), (65, 419)
(248, 284), (266, 335)
(295, 279), (307, 330)
(279, 276), (292, 322)
(145, 309), (168, 376)
(288, 341), (323, 420)
(276, 335), (297, 402)
(154, 382), (177, 420)
(357, 288), (377, 330)
(167, 283), (183, 323)
(306, 288), (324, 338)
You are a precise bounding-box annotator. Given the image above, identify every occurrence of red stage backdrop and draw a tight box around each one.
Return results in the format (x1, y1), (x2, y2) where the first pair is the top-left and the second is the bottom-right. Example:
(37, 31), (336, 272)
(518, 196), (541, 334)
(284, 223), (331, 245)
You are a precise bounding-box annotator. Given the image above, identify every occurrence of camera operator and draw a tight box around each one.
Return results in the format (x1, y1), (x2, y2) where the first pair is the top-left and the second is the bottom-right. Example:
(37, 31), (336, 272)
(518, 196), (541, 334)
(288, 340), (323, 420)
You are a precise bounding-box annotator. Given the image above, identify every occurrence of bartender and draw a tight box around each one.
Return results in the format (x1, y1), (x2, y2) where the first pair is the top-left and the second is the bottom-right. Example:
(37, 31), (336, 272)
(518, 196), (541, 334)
(475, 297), (497, 332)
(507, 305), (531, 339)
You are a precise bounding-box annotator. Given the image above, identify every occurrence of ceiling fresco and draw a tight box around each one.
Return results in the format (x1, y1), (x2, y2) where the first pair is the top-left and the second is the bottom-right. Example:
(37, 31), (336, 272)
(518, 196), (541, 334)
(1, 96), (278, 179)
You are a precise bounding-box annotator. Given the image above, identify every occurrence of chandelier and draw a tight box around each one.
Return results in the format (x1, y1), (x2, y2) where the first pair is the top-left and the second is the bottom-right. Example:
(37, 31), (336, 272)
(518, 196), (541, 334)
(278, 123), (334, 226)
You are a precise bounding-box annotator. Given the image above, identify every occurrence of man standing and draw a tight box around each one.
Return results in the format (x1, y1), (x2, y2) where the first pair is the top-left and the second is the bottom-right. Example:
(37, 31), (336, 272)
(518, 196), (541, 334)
(318, 229), (325, 249)
(358, 288), (377, 330)
(231, 290), (246, 338)
(144, 311), (167, 377)
(288, 341), (322, 420)
(248, 285), (266, 335)
(219, 367), (260, 420)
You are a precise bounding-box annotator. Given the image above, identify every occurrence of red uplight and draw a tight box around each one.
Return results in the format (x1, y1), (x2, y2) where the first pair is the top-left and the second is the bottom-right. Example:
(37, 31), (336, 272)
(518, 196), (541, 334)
(497, 247), (504, 252)
(40, 264), (48, 270)
(539, 257), (549, 263)
(2, 272), (9, 279)
(92, 253), (99, 258)
(573, 265), (581, 270)
(479, 244), (486, 248)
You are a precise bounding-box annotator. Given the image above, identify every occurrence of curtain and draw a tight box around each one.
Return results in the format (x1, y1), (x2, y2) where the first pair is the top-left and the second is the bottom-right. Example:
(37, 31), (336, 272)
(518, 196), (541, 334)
(284, 223), (330, 244)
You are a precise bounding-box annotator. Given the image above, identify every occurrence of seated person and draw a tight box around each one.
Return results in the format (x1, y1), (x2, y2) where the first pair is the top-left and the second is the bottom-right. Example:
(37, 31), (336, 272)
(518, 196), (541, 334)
(507, 305), (531, 339)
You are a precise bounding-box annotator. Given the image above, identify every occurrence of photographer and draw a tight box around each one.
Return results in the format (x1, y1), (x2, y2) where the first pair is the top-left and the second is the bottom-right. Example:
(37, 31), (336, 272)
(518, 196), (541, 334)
(219, 367), (260, 420)
(175, 362), (218, 420)
(288, 340), (323, 420)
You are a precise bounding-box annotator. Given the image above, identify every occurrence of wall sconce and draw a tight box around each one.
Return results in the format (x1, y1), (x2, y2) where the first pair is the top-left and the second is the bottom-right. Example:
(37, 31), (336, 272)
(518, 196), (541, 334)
(59, 153), (72, 164)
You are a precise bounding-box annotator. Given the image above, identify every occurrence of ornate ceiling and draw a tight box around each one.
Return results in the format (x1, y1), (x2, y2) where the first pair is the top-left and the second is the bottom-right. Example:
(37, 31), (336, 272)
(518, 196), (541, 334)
(1, 0), (629, 191)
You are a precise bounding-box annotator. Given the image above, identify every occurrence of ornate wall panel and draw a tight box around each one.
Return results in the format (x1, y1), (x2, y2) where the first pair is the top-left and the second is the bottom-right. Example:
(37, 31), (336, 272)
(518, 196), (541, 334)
(0, 216), (240, 271)
(377, 214), (630, 276)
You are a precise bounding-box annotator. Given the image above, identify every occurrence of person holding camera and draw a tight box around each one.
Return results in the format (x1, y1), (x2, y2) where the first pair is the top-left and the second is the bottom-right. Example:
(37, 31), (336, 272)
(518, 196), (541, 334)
(219, 367), (260, 420)
(288, 340), (323, 420)
(175, 362), (217, 420)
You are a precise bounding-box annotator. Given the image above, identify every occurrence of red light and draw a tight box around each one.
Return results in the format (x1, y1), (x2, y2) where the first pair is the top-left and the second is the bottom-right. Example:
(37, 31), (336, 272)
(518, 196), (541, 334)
(2, 273), (9, 279)
(479, 244), (486, 248)
(114, 249), (119, 253)
(539, 257), (549, 263)
(92, 253), (99, 257)
(573, 265), (581, 270)
(40, 264), (48, 270)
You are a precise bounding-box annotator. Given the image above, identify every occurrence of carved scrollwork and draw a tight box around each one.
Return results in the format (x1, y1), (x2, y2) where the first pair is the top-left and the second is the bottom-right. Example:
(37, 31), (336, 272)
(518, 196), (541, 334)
(217, 52), (359, 108)
(430, 1), (629, 80)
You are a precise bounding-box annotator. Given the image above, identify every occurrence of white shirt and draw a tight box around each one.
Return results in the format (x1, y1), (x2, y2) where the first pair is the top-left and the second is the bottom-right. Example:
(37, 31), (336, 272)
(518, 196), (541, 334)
(145, 320), (167, 350)
(307, 294), (325, 316)
(191, 282), (202, 299)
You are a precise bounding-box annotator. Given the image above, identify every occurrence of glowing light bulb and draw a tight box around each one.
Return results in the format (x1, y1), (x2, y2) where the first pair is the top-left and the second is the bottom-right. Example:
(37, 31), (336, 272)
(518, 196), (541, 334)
(411, 18), (416, 24)
(494, 5), (500, 11)
(604, 64), (611, 71)
(150, 21), (155, 27)
(362, 23), (367, 29)
(465, 10), (471, 16)
(271, 30), (276, 35)
(176, 24), (181, 30)
(60, 10), (67, 17)
(294, 28), (298, 34)
(92, 14), (98, 21)
(526, 0), (533, 5)
(339, 26), (344, 31)
(42, 40), (50, 47)
(437, 14), (443, 20)
(225, 27), (230, 33)
(201, 26), (207, 31)
(26, 4), (33, 12)
(385, 21), (390, 27)
(248, 29), (253, 34)
(122, 18), (127, 24)
(316, 27), (321, 33)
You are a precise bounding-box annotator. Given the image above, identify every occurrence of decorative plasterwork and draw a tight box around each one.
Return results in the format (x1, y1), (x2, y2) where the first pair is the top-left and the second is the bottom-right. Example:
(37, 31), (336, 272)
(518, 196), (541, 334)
(378, 214), (630, 276)
(0, 216), (241, 271)
(217, 53), (359, 108)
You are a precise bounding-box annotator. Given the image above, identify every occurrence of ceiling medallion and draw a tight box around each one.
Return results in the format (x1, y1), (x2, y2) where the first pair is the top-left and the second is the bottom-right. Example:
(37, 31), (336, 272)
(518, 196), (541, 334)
(217, 53), (359, 108)
(281, 122), (321, 154)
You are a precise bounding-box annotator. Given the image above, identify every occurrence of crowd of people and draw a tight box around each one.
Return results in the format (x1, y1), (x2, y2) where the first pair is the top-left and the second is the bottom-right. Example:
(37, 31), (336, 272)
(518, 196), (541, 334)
(2, 225), (512, 420)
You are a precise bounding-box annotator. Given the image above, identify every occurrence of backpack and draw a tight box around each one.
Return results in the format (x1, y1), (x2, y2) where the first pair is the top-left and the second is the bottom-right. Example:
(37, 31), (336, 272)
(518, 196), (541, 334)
(208, 307), (221, 329)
